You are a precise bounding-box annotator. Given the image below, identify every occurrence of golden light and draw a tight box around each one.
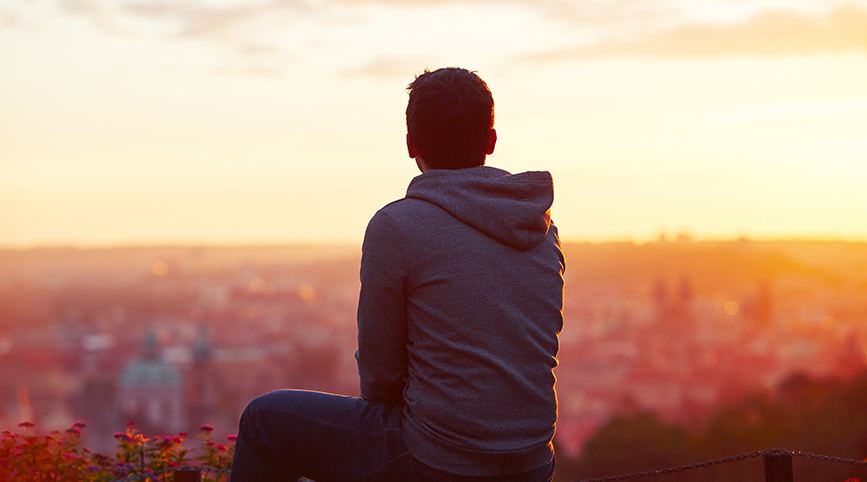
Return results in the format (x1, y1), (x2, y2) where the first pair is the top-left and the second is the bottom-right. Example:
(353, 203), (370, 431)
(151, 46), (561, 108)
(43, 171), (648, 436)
(3, 2), (867, 247)
(152, 261), (169, 277)
(298, 285), (316, 301)
(249, 278), (265, 293)
(724, 301), (739, 316)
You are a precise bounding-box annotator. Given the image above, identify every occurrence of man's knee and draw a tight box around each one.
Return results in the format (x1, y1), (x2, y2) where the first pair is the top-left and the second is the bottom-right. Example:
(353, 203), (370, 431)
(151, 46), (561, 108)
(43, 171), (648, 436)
(240, 390), (293, 429)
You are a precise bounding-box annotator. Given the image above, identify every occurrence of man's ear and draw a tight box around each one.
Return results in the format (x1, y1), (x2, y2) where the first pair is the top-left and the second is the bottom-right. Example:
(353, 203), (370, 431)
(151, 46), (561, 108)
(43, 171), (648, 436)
(407, 133), (419, 159)
(486, 129), (497, 155)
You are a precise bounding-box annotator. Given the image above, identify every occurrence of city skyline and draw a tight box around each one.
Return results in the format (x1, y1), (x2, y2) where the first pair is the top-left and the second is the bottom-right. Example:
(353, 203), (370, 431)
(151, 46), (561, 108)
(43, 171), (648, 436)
(2, 239), (866, 459)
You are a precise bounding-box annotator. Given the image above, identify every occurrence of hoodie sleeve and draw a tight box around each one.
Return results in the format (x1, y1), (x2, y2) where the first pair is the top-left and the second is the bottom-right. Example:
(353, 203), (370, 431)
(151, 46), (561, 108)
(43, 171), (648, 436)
(356, 209), (408, 404)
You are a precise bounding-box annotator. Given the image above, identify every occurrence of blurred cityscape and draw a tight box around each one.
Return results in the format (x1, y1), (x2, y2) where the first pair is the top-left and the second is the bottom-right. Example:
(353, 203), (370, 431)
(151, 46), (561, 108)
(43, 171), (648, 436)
(1, 239), (866, 456)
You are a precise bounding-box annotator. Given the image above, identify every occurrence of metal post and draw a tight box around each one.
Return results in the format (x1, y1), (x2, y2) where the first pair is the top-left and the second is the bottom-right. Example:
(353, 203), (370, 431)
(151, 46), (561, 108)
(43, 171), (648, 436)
(173, 468), (202, 482)
(763, 452), (794, 482)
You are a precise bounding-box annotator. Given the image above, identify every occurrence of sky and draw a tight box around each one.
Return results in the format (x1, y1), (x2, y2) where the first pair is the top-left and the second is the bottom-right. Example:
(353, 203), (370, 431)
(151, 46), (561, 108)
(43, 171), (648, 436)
(1, 0), (867, 247)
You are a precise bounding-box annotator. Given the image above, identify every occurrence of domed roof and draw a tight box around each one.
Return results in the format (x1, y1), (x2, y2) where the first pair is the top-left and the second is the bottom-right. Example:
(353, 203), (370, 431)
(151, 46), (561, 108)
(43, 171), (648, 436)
(120, 358), (182, 387)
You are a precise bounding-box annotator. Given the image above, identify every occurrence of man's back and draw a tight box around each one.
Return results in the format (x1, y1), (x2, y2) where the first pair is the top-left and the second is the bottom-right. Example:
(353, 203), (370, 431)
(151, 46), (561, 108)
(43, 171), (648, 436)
(230, 67), (562, 482)
(357, 166), (565, 476)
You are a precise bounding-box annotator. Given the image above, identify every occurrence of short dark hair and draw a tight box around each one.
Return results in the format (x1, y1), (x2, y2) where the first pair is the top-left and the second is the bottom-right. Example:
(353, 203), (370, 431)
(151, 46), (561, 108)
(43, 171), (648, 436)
(406, 67), (495, 170)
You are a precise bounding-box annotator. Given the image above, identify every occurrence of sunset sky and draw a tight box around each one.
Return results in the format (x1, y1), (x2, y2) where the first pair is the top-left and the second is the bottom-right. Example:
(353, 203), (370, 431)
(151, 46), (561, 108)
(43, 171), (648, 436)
(2, 0), (866, 247)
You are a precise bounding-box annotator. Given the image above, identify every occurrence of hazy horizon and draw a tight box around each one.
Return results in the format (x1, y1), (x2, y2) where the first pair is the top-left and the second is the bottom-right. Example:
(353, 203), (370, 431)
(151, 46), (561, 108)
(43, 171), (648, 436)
(3, 235), (867, 252)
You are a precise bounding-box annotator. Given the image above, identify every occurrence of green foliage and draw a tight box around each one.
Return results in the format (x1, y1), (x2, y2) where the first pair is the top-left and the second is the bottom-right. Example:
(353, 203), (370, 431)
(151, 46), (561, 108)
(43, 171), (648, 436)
(1, 421), (235, 482)
(555, 412), (701, 481)
(555, 372), (867, 482)
(576, 412), (695, 475)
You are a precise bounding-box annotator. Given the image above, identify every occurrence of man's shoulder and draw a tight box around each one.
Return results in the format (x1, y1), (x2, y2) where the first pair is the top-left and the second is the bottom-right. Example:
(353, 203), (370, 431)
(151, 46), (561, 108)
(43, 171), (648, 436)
(373, 197), (441, 222)
(365, 198), (423, 235)
(364, 197), (458, 253)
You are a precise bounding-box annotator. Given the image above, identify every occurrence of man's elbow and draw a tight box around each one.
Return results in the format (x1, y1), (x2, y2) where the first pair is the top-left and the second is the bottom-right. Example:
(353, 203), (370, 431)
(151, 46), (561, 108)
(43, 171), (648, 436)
(360, 380), (405, 405)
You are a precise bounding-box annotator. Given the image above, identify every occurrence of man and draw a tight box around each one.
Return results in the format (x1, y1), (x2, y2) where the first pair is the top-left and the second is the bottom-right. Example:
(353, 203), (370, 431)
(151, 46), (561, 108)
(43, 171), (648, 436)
(230, 67), (565, 482)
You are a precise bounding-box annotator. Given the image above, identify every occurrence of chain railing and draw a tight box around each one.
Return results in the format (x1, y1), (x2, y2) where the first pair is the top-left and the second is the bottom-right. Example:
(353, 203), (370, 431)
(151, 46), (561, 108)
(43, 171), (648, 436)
(110, 465), (231, 482)
(570, 447), (867, 482)
(107, 447), (867, 482)
(570, 449), (765, 481)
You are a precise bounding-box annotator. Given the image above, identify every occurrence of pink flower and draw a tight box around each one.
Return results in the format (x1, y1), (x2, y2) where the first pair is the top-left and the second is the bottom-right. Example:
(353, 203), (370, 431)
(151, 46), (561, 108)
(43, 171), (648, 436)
(126, 422), (136, 428)
(216, 443), (228, 452)
(227, 435), (237, 442)
(87, 465), (102, 473)
(73, 421), (87, 429)
(178, 432), (188, 438)
(18, 421), (35, 429)
(198, 424), (214, 433)
(66, 428), (82, 436)
(113, 432), (127, 440)
(155, 435), (177, 448)
(114, 462), (135, 475)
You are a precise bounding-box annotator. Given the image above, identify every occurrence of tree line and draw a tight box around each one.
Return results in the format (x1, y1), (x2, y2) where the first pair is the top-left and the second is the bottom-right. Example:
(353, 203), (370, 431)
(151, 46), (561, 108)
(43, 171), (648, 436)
(555, 371), (867, 482)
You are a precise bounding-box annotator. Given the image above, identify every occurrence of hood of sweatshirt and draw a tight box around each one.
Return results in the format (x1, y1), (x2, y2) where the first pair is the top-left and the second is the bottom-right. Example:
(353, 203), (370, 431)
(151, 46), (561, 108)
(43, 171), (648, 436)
(405, 166), (554, 250)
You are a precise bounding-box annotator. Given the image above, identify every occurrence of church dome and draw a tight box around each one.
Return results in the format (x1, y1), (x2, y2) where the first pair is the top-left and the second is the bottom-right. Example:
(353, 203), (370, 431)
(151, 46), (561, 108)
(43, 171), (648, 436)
(119, 358), (182, 387)
(119, 330), (183, 387)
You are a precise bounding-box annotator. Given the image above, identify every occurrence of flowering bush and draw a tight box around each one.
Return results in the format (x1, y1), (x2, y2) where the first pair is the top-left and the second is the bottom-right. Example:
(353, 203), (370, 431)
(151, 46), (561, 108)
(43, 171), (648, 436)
(194, 425), (234, 477)
(1, 421), (235, 482)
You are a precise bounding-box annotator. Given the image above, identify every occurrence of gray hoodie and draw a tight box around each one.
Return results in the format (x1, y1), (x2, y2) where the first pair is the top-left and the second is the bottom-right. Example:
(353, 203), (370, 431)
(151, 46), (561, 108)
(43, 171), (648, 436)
(356, 166), (565, 476)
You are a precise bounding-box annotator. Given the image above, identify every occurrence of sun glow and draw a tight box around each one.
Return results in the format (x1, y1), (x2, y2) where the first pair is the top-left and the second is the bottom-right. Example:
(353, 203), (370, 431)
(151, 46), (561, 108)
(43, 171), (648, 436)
(2, 1), (866, 246)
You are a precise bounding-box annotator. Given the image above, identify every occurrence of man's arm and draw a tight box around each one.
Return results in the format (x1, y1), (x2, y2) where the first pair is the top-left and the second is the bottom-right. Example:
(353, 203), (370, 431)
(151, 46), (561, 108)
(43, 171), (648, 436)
(356, 210), (408, 404)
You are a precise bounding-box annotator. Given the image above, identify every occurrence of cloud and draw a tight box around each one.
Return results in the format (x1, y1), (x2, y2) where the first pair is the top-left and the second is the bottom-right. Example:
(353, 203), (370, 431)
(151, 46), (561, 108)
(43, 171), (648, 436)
(213, 63), (285, 78)
(52, 0), (304, 76)
(538, 0), (680, 29)
(61, 0), (122, 33)
(517, 6), (867, 61)
(333, 0), (507, 6)
(0, 8), (23, 28)
(238, 43), (285, 56)
(122, 0), (309, 41)
(51, 1), (310, 43)
(43, 0), (867, 77)
(340, 57), (436, 81)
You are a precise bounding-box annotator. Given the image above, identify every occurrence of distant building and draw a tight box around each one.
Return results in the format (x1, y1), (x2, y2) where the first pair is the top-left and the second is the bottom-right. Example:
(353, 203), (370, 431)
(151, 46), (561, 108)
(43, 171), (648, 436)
(186, 324), (221, 428)
(117, 332), (185, 435)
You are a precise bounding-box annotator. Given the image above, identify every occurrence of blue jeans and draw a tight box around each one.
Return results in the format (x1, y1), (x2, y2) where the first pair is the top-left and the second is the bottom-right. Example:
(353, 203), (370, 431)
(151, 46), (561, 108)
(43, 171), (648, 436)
(229, 390), (555, 482)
